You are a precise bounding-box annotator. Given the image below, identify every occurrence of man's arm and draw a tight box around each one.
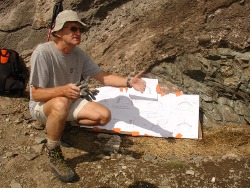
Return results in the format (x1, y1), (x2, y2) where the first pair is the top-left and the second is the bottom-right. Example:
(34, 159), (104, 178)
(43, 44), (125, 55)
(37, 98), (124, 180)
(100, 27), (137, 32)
(32, 84), (80, 102)
(93, 71), (146, 93)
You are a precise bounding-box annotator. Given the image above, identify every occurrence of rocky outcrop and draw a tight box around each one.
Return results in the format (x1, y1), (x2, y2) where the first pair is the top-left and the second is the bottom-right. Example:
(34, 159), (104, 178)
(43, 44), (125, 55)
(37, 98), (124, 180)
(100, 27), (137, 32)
(150, 49), (250, 124)
(0, 0), (249, 125)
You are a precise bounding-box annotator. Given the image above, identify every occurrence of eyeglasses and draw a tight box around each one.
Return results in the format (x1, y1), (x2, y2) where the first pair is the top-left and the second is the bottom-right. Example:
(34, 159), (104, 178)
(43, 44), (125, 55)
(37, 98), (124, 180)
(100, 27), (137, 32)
(64, 26), (85, 33)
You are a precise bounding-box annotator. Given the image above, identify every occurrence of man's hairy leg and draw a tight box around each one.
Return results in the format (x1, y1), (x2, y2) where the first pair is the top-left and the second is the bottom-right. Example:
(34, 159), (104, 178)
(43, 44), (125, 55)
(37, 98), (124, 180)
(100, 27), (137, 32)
(42, 97), (75, 182)
(77, 102), (111, 126)
(43, 97), (70, 141)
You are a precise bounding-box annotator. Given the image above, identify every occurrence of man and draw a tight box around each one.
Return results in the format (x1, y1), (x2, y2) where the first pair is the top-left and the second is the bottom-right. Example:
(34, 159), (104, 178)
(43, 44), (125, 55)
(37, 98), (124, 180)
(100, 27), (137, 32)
(29, 10), (146, 182)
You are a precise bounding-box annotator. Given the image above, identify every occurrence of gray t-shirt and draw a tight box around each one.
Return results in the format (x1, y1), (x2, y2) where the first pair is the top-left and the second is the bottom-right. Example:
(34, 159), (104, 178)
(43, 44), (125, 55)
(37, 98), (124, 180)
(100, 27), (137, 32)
(29, 42), (101, 117)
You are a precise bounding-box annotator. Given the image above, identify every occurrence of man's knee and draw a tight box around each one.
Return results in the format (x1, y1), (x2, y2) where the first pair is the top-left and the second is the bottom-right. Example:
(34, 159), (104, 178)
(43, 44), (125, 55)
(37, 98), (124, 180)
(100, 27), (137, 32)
(46, 97), (70, 117)
(99, 108), (111, 125)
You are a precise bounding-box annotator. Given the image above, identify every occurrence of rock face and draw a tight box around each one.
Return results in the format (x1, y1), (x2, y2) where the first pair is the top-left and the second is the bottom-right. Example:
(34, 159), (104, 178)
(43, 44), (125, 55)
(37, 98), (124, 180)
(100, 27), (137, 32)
(0, 0), (249, 125)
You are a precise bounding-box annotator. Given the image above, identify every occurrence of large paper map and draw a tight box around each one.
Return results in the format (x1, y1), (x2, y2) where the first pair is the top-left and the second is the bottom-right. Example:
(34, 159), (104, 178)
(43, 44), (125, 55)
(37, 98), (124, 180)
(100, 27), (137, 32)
(80, 78), (200, 139)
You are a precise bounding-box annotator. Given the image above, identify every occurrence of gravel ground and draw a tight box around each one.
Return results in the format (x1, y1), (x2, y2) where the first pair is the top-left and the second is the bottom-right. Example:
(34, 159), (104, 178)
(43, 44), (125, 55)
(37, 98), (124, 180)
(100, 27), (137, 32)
(0, 96), (249, 188)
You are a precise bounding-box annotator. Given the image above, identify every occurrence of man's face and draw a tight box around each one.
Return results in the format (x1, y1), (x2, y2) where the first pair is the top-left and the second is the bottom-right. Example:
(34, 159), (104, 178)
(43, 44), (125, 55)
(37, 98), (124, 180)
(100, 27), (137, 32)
(59, 22), (84, 46)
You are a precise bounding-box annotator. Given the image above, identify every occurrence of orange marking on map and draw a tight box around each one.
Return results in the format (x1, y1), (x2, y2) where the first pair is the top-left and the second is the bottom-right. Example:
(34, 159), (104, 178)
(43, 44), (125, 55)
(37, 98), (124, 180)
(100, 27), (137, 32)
(175, 91), (183, 96)
(156, 85), (161, 93)
(132, 132), (140, 136)
(113, 128), (121, 133)
(160, 91), (166, 96)
(175, 133), (183, 138)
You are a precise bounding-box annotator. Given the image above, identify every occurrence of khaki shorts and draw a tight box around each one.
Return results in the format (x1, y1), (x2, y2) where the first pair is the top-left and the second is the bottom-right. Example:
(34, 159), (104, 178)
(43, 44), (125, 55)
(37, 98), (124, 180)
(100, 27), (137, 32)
(33, 98), (89, 125)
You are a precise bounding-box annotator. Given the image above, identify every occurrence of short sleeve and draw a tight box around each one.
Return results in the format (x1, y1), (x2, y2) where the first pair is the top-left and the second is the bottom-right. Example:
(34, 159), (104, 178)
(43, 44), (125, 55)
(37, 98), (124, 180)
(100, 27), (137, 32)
(29, 46), (50, 88)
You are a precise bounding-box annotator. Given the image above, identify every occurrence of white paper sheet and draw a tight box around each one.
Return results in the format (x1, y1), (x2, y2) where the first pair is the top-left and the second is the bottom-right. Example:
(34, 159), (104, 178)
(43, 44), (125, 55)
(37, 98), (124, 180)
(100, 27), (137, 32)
(80, 79), (200, 139)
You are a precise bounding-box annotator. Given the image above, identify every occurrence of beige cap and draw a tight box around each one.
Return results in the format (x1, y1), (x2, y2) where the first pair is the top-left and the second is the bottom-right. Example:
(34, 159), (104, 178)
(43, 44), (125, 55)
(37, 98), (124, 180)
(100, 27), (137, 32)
(52, 10), (87, 33)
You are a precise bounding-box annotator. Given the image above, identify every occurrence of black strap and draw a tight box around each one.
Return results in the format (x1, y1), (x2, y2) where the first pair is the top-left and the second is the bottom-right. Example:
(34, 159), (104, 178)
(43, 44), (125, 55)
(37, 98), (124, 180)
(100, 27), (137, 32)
(6, 49), (22, 78)
(50, 0), (63, 29)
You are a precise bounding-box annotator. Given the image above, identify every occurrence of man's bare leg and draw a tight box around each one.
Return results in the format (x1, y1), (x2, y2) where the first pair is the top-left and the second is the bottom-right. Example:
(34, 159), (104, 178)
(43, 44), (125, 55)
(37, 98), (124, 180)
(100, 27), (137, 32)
(76, 102), (111, 125)
(43, 97), (70, 141)
(42, 97), (75, 182)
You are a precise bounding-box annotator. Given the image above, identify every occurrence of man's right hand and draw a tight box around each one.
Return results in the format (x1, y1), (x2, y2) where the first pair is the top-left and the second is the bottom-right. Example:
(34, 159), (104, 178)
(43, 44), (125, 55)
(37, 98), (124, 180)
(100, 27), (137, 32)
(63, 83), (81, 101)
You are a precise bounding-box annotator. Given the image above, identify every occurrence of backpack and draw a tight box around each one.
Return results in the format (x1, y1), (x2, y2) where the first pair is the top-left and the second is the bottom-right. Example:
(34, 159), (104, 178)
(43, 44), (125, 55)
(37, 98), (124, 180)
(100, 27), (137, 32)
(0, 49), (26, 95)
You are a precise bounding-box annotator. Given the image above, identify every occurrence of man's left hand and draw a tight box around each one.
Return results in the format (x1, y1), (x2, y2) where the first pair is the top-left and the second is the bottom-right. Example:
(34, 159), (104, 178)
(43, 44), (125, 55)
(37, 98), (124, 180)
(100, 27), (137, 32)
(130, 71), (146, 93)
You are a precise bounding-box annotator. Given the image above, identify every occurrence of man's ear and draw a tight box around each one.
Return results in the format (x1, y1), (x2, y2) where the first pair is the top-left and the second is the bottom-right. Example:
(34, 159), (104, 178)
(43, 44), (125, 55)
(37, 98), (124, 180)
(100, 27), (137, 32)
(52, 31), (61, 38)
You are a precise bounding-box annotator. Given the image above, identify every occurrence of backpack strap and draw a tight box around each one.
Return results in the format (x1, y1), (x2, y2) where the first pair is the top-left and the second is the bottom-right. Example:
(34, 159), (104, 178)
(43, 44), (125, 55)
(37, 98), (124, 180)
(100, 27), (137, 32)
(7, 50), (22, 78)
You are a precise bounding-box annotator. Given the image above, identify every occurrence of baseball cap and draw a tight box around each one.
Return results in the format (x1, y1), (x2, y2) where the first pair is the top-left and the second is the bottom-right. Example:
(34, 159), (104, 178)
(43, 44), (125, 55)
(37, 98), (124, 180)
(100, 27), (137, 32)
(52, 10), (87, 33)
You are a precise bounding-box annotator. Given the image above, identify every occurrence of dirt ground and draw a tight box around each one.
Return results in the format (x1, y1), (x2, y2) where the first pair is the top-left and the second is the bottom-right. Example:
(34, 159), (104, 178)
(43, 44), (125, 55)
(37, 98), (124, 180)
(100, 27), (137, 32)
(0, 95), (249, 188)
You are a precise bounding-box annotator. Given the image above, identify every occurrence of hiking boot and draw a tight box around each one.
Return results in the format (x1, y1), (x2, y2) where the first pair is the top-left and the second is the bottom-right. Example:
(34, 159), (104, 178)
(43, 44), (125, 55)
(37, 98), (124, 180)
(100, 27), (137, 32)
(47, 146), (75, 182)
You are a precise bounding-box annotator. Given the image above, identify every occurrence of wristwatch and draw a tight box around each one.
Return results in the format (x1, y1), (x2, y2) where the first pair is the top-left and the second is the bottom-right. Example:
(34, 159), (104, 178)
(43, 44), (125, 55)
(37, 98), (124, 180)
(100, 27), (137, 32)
(126, 78), (132, 88)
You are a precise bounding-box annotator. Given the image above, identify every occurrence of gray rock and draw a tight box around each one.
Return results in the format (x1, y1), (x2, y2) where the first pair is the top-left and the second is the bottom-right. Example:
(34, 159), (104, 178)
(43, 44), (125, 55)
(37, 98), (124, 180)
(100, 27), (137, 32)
(0, 156), (6, 163)
(103, 135), (121, 153)
(31, 122), (45, 130)
(10, 180), (22, 188)
(97, 133), (112, 139)
(103, 155), (111, 160)
(31, 144), (44, 154)
(23, 153), (39, 161)
(125, 155), (136, 161)
(5, 152), (17, 158)
(211, 177), (216, 183)
(186, 169), (195, 175)
(97, 154), (106, 159)
(34, 137), (47, 144)
(143, 154), (161, 164)
(198, 34), (211, 45)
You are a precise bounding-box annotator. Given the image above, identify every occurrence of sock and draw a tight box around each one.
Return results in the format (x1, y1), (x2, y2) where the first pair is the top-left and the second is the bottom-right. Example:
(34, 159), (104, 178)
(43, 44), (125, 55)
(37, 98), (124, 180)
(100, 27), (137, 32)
(47, 139), (61, 150)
